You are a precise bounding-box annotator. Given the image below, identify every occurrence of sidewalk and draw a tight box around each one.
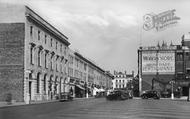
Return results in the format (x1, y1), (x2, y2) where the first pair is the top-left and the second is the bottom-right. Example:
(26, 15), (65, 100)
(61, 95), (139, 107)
(0, 97), (95, 108)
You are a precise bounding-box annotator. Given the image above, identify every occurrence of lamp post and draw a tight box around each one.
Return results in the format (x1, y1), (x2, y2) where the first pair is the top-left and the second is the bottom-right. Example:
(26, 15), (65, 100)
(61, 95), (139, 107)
(169, 80), (175, 100)
(85, 82), (88, 98)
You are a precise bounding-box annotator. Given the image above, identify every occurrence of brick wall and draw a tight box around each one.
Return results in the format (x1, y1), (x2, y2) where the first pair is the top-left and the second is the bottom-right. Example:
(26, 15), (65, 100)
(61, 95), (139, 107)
(142, 74), (175, 91)
(0, 23), (25, 102)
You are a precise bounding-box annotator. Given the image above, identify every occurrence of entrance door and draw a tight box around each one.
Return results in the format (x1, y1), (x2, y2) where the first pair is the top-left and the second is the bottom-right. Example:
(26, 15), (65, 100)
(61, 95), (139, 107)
(29, 81), (32, 100)
(182, 87), (188, 96)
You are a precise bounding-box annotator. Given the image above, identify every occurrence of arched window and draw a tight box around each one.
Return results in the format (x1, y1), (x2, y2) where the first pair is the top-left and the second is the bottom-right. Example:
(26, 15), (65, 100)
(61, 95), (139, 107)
(30, 46), (33, 64)
(44, 74), (47, 93)
(51, 57), (53, 70)
(45, 52), (47, 68)
(38, 50), (41, 66)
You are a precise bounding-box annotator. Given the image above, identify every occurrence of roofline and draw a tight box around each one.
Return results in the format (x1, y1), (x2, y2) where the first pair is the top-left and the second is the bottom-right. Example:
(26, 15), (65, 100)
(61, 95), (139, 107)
(25, 6), (70, 46)
(74, 52), (105, 73)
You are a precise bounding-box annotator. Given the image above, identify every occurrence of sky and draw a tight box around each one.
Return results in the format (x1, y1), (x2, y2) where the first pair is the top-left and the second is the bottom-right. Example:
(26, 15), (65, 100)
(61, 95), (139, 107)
(1, 0), (190, 74)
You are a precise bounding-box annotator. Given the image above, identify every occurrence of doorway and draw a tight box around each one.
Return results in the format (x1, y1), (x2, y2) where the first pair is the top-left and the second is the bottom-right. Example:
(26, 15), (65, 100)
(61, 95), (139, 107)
(182, 87), (188, 96)
(29, 81), (32, 100)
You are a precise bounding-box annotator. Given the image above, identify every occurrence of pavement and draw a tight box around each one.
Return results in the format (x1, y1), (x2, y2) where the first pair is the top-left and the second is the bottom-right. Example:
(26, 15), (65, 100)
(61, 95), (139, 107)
(0, 97), (95, 108)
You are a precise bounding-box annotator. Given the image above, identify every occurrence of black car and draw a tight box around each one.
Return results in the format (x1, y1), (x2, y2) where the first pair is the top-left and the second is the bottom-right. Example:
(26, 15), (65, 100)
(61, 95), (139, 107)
(141, 90), (160, 99)
(106, 90), (130, 100)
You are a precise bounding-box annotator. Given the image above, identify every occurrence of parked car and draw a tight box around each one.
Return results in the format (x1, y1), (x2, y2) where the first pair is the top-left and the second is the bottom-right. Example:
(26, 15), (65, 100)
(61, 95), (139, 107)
(59, 92), (73, 101)
(95, 91), (106, 98)
(141, 90), (160, 99)
(106, 90), (130, 100)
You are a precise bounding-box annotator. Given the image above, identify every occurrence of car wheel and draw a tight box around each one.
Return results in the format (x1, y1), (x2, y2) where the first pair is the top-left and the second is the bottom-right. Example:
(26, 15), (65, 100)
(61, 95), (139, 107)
(142, 95), (147, 99)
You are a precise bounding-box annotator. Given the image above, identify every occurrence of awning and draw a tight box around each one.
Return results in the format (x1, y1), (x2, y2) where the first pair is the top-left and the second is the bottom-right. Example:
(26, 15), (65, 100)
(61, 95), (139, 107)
(75, 84), (85, 90)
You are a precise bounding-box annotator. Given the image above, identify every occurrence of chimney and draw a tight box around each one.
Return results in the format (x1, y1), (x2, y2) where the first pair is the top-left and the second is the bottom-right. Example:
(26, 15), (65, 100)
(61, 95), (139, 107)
(125, 70), (127, 74)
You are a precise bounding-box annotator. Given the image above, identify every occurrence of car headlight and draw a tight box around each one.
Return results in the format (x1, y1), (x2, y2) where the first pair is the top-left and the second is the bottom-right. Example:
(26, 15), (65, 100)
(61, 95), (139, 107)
(142, 91), (146, 94)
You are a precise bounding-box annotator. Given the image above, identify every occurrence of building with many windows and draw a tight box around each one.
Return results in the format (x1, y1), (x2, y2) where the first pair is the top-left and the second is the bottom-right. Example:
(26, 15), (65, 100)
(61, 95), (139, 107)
(112, 71), (134, 90)
(0, 4), (70, 103)
(138, 34), (190, 96)
(68, 50), (113, 98)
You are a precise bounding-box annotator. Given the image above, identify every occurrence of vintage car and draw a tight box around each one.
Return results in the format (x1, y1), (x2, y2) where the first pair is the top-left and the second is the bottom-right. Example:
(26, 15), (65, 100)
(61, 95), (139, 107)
(141, 90), (160, 99)
(106, 90), (130, 100)
(59, 92), (73, 101)
(95, 91), (106, 98)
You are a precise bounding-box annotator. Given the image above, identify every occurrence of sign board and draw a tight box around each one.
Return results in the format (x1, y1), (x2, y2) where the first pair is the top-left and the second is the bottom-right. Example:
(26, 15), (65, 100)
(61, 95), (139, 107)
(157, 51), (175, 74)
(142, 51), (157, 74)
(142, 51), (175, 74)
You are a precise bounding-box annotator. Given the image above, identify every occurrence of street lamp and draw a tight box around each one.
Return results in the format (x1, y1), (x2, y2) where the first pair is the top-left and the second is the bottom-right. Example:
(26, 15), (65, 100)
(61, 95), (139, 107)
(169, 80), (175, 100)
(85, 82), (88, 98)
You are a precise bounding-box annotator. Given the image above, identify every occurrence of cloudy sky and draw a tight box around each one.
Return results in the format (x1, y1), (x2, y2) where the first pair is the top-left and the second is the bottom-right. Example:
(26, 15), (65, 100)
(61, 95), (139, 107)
(1, 0), (190, 74)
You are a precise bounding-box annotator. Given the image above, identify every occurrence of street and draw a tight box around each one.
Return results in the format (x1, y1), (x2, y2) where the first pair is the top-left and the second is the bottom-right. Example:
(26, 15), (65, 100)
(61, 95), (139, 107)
(0, 98), (190, 119)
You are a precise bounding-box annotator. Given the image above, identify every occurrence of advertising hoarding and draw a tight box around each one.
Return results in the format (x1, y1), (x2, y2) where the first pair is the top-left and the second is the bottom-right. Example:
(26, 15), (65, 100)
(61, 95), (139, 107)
(142, 51), (175, 74)
(157, 51), (175, 74)
(142, 51), (157, 74)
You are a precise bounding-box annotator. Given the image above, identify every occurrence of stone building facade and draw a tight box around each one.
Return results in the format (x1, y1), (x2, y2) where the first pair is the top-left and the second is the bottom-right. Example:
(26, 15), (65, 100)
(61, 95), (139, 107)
(0, 4), (70, 103)
(68, 50), (113, 97)
(112, 71), (134, 90)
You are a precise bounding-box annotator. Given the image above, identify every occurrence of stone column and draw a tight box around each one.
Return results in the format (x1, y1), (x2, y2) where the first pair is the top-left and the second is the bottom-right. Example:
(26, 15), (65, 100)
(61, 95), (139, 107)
(24, 70), (31, 104)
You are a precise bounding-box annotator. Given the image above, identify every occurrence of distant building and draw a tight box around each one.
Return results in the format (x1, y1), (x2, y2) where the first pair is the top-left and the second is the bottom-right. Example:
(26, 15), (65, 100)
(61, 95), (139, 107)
(138, 34), (190, 96)
(0, 4), (70, 103)
(112, 71), (134, 90)
(68, 49), (113, 97)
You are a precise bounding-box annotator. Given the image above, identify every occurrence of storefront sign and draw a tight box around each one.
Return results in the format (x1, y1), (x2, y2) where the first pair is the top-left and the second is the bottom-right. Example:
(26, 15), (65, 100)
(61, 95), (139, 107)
(143, 9), (180, 31)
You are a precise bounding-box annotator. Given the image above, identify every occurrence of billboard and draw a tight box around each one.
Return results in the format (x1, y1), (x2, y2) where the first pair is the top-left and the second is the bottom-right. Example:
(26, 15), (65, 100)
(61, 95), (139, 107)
(157, 51), (175, 74)
(142, 51), (175, 74)
(142, 51), (157, 74)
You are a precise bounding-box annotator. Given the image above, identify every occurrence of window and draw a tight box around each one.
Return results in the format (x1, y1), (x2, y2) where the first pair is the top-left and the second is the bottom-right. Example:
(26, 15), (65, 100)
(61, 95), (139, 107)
(56, 42), (58, 50)
(64, 47), (67, 55)
(30, 26), (33, 37)
(30, 47), (33, 64)
(60, 64), (62, 73)
(45, 52), (47, 68)
(60, 44), (62, 52)
(56, 59), (58, 71)
(45, 35), (47, 44)
(44, 75), (46, 93)
(50, 57), (53, 70)
(51, 38), (53, 47)
(38, 30), (40, 40)
(84, 64), (87, 71)
(177, 53), (183, 61)
(38, 50), (41, 66)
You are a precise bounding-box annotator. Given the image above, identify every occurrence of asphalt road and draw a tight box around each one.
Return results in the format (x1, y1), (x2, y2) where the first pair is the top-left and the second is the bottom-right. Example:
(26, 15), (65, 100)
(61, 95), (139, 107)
(0, 98), (190, 119)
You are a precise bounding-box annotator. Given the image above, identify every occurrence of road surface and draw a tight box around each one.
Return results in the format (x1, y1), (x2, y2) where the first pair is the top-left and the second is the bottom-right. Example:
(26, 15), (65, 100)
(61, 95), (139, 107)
(0, 98), (190, 119)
